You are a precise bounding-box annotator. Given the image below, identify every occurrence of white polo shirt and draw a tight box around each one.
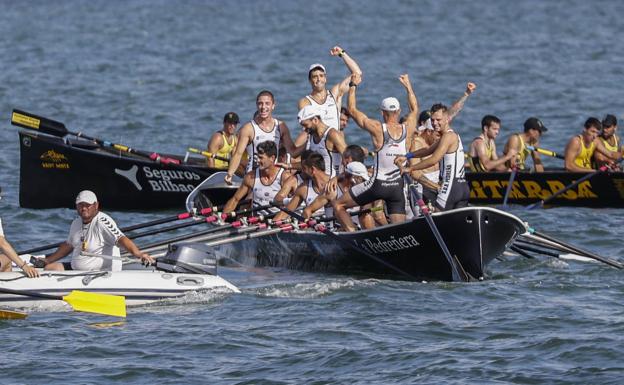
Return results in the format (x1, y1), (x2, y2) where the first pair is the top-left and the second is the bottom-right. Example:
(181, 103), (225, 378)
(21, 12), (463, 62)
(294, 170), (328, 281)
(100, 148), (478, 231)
(68, 212), (124, 271)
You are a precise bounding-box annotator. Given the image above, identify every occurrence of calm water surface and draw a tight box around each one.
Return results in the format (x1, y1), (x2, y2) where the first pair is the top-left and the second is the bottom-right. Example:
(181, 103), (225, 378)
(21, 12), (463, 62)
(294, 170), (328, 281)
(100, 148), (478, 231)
(1, 1), (623, 384)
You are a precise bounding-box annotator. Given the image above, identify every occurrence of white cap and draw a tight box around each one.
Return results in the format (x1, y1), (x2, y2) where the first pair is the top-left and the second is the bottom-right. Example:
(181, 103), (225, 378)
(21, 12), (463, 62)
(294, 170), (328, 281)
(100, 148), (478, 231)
(308, 63), (326, 73)
(345, 162), (370, 181)
(298, 105), (322, 122)
(418, 118), (434, 131)
(75, 190), (97, 205)
(380, 97), (400, 112)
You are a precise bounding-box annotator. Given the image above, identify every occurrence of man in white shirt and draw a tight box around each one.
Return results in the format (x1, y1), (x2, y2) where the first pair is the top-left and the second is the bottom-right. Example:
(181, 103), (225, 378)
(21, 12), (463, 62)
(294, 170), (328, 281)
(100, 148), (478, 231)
(40, 190), (154, 271)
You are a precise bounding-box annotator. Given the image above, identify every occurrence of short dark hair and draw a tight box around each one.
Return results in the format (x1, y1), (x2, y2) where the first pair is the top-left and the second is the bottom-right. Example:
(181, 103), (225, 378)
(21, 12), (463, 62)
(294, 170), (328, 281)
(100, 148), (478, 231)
(602, 114), (617, 128)
(256, 141), (277, 158)
(343, 145), (365, 163)
(481, 115), (501, 131)
(418, 110), (431, 125)
(340, 107), (349, 117)
(584, 117), (602, 131)
(302, 152), (325, 171)
(430, 103), (448, 114)
(300, 149), (314, 162)
(256, 90), (274, 103)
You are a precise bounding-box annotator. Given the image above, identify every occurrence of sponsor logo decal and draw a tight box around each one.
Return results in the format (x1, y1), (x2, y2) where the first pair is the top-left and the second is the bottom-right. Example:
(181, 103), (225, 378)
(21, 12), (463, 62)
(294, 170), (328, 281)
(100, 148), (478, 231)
(115, 165), (202, 192)
(40, 150), (70, 169)
(115, 165), (142, 191)
(357, 235), (420, 254)
(469, 179), (598, 201)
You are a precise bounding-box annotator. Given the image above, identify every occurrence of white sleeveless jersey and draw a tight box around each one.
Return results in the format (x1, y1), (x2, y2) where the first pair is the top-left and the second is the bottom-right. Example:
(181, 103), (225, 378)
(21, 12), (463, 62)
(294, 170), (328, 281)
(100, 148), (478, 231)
(438, 130), (466, 207)
(304, 180), (325, 217)
(252, 168), (285, 211)
(306, 127), (340, 177)
(372, 124), (407, 182)
(306, 90), (340, 131)
(246, 119), (281, 172)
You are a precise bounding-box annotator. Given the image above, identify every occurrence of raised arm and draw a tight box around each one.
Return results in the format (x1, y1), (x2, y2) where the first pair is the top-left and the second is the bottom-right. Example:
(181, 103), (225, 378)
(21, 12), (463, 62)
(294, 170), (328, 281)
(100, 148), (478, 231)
(398, 74), (418, 131)
(347, 73), (382, 141)
(329, 45), (363, 104)
(449, 82), (476, 121)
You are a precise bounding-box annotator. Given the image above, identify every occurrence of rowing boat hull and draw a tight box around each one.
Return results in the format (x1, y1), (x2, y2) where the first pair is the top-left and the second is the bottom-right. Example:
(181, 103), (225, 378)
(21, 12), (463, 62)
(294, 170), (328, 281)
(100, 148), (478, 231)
(466, 170), (624, 207)
(207, 207), (525, 281)
(0, 269), (239, 310)
(19, 131), (218, 209)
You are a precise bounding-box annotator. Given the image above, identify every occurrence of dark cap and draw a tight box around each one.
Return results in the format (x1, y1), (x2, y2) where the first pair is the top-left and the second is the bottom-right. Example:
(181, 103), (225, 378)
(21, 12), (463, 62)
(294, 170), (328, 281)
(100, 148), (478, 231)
(524, 117), (547, 133)
(418, 110), (431, 124)
(223, 112), (239, 124)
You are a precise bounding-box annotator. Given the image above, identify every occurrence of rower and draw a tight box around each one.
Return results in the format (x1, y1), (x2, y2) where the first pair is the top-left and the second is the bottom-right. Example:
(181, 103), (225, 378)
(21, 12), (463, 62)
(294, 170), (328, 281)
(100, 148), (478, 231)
(339, 107), (351, 134)
(293, 47), (362, 158)
(222, 141), (293, 216)
(503, 117), (548, 172)
(305, 161), (375, 230)
(593, 114), (621, 169)
(395, 103), (469, 211)
(273, 152), (331, 222)
(206, 112), (240, 169)
(38, 190), (154, 271)
(333, 72), (419, 232)
(224, 90), (301, 185)
(298, 104), (348, 177)
(0, 188), (39, 277)
(468, 115), (516, 172)
(564, 117), (621, 172)
(299, 46), (362, 130)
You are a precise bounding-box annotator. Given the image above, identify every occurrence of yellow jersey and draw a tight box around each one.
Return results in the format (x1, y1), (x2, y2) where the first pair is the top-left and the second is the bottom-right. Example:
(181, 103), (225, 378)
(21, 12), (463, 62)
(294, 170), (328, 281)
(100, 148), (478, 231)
(600, 135), (619, 153)
(574, 135), (595, 169)
(214, 132), (236, 169)
(515, 134), (531, 170)
(469, 136), (494, 172)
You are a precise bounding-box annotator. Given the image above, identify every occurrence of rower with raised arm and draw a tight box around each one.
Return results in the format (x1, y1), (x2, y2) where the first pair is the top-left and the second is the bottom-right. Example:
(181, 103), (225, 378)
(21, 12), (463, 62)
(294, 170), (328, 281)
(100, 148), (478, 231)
(503, 117), (548, 172)
(564, 117), (621, 172)
(332, 72), (419, 232)
(39, 190), (154, 271)
(395, 102), (470, 211)
(222, 141), (293, 215)
(206, 112), (240, 169)
(224, 90), (301, 185)
(593, 114), (621, 169)
(468, 115), (516, 172)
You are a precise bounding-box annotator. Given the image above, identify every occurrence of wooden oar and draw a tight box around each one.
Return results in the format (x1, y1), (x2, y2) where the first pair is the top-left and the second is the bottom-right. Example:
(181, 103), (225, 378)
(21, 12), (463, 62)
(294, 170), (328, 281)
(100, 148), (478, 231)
(528, 229), (623, 269)
(17, 199), (252, 255)
(0, 308), (28, 320)
(11, 109), (180, 165)
(525, 145), (565, 160)
(276, 206), (417, 280)
(502, 166), (518, 207)
(187, 147), (230, 163)
(526, 166), (608, 209)
(0, 287), (126, 317)
(414, 198), (470, 282)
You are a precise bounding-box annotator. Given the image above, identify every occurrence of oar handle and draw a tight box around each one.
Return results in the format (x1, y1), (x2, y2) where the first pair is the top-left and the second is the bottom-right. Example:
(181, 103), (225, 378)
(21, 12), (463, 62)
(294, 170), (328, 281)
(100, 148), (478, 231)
(188, 147), (230, 163)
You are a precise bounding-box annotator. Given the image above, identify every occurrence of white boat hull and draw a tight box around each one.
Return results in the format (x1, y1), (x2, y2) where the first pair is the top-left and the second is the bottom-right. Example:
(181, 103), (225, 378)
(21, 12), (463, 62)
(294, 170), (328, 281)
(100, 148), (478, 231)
(0, 269), (240, 310)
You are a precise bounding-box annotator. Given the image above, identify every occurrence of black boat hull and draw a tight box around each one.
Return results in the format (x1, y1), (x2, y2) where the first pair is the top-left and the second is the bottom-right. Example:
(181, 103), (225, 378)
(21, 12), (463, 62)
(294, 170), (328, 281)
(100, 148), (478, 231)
(466, 170), (624, 207)
(213, 207), (525, 281)
(19, 131), (217, 210)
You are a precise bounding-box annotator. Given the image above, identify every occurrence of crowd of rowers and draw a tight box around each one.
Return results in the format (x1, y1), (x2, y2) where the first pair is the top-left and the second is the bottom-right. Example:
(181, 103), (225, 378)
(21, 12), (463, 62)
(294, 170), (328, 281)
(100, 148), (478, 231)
(204, 46), (621, 232)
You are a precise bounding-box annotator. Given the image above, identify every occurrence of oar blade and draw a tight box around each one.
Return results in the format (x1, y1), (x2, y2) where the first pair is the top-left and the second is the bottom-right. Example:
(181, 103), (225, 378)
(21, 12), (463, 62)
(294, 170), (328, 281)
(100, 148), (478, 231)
(63, 291), (127, 318)
(11, 109), (69, 137)
(0, 308), (28, 320)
